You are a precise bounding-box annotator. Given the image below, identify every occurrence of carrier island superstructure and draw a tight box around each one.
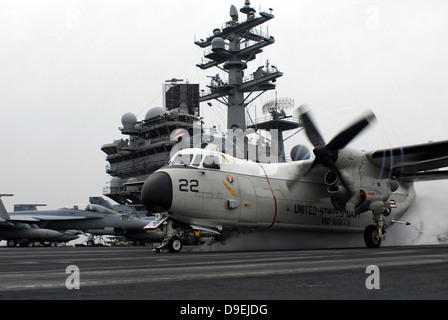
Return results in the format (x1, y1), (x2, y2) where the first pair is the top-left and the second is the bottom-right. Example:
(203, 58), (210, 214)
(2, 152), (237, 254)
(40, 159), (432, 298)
(100, 1), (302, 211)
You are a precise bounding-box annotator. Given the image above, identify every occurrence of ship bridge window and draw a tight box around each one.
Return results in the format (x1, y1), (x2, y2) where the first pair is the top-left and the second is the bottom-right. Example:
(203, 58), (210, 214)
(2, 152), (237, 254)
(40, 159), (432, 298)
(202, 155), (220, 170)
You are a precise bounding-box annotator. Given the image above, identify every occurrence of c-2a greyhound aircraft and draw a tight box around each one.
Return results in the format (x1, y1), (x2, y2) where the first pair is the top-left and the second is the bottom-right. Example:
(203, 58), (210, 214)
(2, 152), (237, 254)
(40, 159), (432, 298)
(142, 106), (448, 252)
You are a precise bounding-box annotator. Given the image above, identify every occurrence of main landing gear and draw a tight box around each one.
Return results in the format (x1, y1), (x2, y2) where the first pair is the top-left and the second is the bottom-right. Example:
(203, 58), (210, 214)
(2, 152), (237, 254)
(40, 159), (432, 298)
(364, 210), (387, 248)
(364, 225), (383, 248)
(364, 209), (412, 248)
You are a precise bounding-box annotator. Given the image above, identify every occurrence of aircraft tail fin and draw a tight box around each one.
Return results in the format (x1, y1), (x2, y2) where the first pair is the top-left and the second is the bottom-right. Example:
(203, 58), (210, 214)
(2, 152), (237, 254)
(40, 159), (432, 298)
(0, 194), (13, 221)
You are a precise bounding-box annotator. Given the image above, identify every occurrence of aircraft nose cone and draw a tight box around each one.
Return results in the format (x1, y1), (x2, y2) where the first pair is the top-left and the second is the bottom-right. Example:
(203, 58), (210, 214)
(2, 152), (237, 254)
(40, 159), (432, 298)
(142, 171), (173, 213)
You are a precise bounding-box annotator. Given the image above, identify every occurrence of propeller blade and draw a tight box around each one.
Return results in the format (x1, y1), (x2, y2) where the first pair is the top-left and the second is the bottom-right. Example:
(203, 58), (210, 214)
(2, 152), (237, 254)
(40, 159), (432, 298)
(289, 106), (375, 197)
(326, 111), (376, 151)
(298, 105), (326, 147)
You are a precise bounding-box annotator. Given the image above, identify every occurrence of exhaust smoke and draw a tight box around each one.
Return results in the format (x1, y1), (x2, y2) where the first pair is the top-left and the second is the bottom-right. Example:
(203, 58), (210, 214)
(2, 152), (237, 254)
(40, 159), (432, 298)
(195, 229), (365, 252)
(386, 181), (448, 246)
(195, 181), (448, 252)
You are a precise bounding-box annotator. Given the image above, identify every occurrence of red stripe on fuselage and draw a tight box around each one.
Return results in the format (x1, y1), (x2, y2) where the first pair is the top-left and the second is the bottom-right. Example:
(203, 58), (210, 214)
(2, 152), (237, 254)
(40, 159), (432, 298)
(258, 164), (278, 228)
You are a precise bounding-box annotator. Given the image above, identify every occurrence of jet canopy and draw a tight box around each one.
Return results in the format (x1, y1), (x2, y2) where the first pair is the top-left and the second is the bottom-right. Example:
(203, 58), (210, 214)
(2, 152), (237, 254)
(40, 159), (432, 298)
(62, 203), (118, 215)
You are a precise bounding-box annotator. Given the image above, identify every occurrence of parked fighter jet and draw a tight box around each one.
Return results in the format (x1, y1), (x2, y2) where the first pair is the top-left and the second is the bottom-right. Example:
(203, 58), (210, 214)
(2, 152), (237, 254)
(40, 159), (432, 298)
(0, 195), (162, 247)
(0, 195), (77, 246)
(142, 106), (448, 252)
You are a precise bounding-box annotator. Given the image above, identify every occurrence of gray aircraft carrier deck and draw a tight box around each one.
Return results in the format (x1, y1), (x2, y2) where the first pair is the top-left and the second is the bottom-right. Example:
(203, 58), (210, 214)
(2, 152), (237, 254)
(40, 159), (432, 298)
(1, 245), (447, 301)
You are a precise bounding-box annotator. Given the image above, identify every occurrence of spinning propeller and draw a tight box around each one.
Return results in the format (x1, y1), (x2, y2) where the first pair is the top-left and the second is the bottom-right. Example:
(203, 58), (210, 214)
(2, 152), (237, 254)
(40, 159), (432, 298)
(297, 105), (376, 196)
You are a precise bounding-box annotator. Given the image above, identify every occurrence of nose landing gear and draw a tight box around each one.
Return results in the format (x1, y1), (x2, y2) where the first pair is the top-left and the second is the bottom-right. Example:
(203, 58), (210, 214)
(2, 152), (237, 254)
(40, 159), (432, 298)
(151, 218), (184, 253)
(153, 235), (183, 253)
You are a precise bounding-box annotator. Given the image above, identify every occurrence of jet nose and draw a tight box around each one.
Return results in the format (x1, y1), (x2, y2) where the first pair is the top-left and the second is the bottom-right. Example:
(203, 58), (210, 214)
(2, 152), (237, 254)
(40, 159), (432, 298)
(141, 171), (173, 213)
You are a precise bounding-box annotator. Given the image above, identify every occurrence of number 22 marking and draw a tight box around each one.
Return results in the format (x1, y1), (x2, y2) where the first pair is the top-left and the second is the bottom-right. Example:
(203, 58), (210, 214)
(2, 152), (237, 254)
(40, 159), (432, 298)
(179, 179), (199, 192)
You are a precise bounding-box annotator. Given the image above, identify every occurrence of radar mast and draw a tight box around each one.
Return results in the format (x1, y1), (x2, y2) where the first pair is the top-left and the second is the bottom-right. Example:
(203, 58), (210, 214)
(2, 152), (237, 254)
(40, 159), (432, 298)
(195, 1), (283, 131)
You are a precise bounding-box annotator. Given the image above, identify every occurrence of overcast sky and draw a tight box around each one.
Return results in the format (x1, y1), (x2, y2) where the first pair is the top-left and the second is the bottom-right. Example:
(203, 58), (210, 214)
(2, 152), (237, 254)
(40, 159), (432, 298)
(1, 0), (448, 214)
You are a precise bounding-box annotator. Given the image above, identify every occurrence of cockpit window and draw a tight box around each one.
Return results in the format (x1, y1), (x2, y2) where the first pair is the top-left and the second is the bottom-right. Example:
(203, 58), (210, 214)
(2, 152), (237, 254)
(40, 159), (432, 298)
(171, 153), (194, 166)
(169, 153), (202, 167)
(203, 155), (221, 170)
(169, 151), (221, 170)
(64, 204), (117, 215)
(191, 154), (202, 167)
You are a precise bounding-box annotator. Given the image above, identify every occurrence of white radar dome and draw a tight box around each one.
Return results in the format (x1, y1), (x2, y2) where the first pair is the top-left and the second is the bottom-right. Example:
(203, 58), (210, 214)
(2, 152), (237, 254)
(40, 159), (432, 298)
(212, 37), (225, 51)
(145, 107), (166, 120)
(110, 177), (122, 188)
(121, 112), (137, 127)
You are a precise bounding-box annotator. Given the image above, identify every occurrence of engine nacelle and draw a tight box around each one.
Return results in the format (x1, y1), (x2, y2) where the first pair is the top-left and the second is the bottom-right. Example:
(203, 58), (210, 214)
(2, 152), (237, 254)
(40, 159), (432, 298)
(351, 189), (389, 215)
(324, 171), (338, 186)
(324, 171), (352, 209)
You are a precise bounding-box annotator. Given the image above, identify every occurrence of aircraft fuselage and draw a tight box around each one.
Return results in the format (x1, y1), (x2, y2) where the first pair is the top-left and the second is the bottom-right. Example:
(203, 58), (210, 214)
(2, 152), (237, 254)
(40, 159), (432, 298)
(144, 149), (415, 235)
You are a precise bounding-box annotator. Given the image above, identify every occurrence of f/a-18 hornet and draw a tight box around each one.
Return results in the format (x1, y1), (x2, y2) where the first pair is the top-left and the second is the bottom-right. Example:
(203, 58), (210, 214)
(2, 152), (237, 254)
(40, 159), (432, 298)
(142, 106), (448, 252)
(0, 196), (162, 247)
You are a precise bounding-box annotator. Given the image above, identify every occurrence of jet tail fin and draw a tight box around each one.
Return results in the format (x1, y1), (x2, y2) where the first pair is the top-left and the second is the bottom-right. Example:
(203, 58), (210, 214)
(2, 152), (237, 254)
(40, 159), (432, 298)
(0, 194), (14, 221)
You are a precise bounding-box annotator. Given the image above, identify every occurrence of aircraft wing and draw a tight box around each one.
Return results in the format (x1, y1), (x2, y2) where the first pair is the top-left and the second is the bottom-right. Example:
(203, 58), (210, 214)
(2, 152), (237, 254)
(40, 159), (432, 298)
(9, 215), (102, 222)
(368, 140), (448, 181)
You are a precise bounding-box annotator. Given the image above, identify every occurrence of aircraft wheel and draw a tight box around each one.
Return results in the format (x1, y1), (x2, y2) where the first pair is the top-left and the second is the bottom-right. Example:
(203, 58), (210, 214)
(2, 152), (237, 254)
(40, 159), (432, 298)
(7, 239), (17, 247)
(364, 225), (382, 248)
(168, 237), (182, 253)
